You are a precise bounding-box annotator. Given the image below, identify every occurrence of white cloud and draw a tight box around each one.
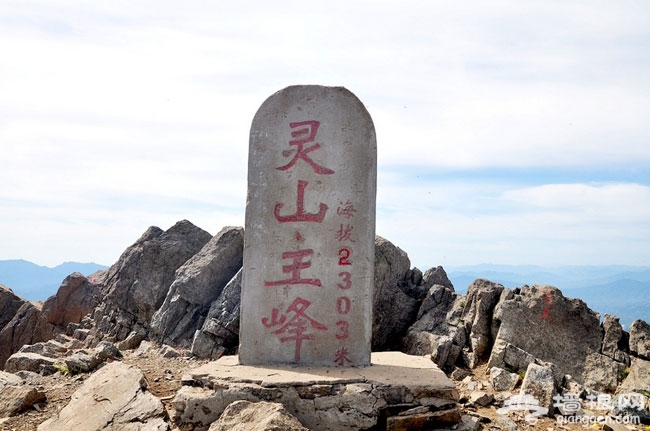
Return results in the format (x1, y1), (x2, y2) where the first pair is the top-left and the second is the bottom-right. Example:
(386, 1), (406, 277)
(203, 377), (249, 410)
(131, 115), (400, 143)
(0, 0), (648, 269)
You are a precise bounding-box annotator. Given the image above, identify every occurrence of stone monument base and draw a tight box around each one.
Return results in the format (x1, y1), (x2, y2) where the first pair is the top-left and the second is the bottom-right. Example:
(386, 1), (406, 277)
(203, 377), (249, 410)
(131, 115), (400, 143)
(172, 352), (461, 431)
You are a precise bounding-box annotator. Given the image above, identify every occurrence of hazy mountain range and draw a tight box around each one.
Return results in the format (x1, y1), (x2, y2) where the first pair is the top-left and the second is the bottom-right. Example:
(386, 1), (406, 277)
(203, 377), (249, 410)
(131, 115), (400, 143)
(1, 260), (648, 329)
(0, 259), (107, 302)
(447, 264), (650, 329)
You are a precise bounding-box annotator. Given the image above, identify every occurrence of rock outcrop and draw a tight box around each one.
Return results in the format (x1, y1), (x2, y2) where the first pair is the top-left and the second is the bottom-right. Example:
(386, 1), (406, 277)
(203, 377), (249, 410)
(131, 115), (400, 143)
(41, 272), (100, 328)
(405, 283), (465, 371)
(488, 285), (603, 384)
(372, 236), (418, 350)
(191, 269), (242, 359)
(88, 220), (212, 344)
(37, 361), (168, 430)
(150, 226), (244, 347)
(0, 302), (46, 369)
(630, 319), (650, 360)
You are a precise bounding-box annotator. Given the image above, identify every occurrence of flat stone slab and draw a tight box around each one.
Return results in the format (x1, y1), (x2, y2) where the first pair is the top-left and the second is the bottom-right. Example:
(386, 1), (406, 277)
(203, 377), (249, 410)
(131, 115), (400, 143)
(175, 352), (460, 430)
(186, 352), (456, 392)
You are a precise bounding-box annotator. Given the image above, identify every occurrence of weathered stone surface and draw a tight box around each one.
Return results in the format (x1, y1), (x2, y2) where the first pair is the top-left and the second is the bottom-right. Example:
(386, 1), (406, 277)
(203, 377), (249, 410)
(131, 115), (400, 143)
(191, 269), (242, 359)
(208, 400), (308, 431)
(116, 330), (146, 351)
(65, 351), (99, 374)
(373, 236), (418, 351)
(583, 352), (625, 393)
(461, 279), (504, 363)
(487, 339), (537, 373)
(150, 226), (244, 347)
(42, 272), (100, 328)
(617, 357), (650, 394)
(93, 341), (122, 362)
(0, 370), (22, 388)
(174, 352), (459, 431)
(0, 302), (49, 369)
(490, 367), (519, 391)
(89, 220), (212, 343)
(4, 352), (56, 374)
(38, 361), (168, 430)
(520, 363), (557, 416)
(469, 390), (494, 406)
(0, 385), (45, 418)
(405, 284), (465, 370)
(490, 285), (602, 384)
(241, 85), (376, 366)
(630, 319), (650, 360)
(0, 285), (25, 330)
(18, 339), (68, 358)
(602, 314), (630, 365)
(386, 408), (462, 430)
(420, 266), (454, 291)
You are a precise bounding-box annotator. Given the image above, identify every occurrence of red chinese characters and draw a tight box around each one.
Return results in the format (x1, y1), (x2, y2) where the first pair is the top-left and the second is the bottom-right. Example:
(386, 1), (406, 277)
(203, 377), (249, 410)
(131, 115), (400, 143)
(263, 120), (337, 362)
(276, 121), (335, 175)
(264, 249), (322, 287)
(332, 198), (357, 365)
(274, 180), (328, 223)
(262, 298), (328, 362)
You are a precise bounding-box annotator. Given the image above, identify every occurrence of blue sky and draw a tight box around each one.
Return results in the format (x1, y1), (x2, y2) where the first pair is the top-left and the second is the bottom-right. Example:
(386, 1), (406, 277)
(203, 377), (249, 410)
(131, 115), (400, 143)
(1, 0), (649, 270)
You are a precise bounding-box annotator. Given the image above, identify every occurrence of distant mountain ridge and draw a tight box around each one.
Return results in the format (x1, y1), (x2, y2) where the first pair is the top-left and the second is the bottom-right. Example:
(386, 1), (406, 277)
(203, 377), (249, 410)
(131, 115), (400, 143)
(447, 264), (650, 328)
(2, 259), (648, 329)
(0, 259), (108, 301)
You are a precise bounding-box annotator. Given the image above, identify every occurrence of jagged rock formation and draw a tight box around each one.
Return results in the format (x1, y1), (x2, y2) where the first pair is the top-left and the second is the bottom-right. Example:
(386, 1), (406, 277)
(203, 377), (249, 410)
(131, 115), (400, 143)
(150, 226), (244, 347)
(0, 274), (102, 368)
(2, 219), (650, 429)
(85, 220), (212, 344)
(41, 272), (100, 328)
(191, 269), (242, 358)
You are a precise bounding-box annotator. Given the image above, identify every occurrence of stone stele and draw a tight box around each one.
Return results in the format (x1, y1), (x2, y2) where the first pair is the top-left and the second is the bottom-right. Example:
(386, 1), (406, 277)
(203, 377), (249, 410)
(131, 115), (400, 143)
(240, 85), (377, 366)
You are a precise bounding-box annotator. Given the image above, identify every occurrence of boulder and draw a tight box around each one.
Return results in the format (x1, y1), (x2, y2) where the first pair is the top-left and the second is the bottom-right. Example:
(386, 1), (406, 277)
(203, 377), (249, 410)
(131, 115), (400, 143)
(617, 357), (650, 394)
(38, 361), (168, 430)
(520, 363), (557, 416)
(89, 220), (212, 343)
(41, 272), (100, 328)
(420, 266), (454, 291)
(150, 226), (244, 347)
(602, 314), (630, 365)
(487, 339), (536, 373)
(4, 352), (56, 374)
(0, 385), (45, 418)
(629, 319), (650, 360)
(0, 302), (49, 369)
(372, 236), (418, 350)
(489, 285), (602, 385)
(64, 351), (100, 374)
(0, 371), (22, 388)
(191, 269), (242, 359)
(461, 279), (504, 363)
(405, 284), (465, 370)
(0, 285), (25, 330)
(208, 400), (308, 431)
(490, 367), (519, 391)
(18, 339), (69, 358)
(93, 341), (122, 362)
(583, 352), (625, 393)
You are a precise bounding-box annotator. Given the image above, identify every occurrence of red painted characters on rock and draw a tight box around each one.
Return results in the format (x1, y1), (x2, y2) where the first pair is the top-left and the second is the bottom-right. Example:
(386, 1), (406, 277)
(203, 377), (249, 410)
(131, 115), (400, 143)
(276, 121), (335, 175)
(262, 297), (328, 362)
(264, 249), (321, 287)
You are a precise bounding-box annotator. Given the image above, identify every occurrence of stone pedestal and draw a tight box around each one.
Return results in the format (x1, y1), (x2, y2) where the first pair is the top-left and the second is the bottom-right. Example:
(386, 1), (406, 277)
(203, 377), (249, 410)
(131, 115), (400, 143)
(172, 352), (461, 431)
